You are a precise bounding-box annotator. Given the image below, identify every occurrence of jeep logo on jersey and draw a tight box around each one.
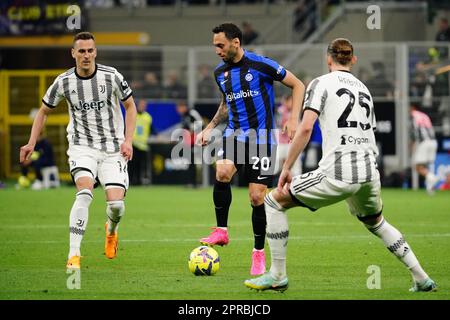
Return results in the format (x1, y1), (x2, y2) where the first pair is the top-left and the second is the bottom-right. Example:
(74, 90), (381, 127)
(75, 100), (106, 111)
(226, 89), (259, 102)
(341, 135), (369, 145)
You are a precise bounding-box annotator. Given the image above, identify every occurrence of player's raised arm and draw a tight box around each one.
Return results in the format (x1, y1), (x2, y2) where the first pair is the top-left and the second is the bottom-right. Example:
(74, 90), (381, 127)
(281, 70), (305, 141)
(19, 103), (53, 163)
(121, 96), (137, 161)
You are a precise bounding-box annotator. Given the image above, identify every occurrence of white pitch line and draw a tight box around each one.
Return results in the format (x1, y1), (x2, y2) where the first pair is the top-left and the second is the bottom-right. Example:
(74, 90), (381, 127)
(1, 233), (450, 245)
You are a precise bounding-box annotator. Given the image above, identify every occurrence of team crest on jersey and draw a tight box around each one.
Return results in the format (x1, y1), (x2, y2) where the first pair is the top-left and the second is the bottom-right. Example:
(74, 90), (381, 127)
(121, 81), (129, 90)
(100, 85), (106, 93)
(245, 73), (253, 82)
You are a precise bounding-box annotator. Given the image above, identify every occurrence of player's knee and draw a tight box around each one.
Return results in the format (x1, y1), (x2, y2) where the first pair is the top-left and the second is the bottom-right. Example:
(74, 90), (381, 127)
(216, 169), (233, 182)
(360, 213), (383, 227)
(249, 190), (265, 206)
(75, 189), (93, 207)
(107, 200), (125, 215)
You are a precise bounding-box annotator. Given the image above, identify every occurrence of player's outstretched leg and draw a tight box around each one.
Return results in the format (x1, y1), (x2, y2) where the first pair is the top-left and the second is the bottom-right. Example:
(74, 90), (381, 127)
(246, 192), (289, 290)
(105, 200), (125, 259)
(67, 189), (93, 269)
(364, 215), (437, 292)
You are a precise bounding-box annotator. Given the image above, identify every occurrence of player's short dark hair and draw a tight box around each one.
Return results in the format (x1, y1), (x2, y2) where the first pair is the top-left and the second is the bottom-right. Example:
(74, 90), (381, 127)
(73, 32), (95, 46)
(327, 38), (353, 66)
(212, 23), (242, 45)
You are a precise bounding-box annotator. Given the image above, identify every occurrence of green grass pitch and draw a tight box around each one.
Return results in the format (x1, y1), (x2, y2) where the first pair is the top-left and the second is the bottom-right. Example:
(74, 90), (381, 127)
(0, 185), (448, 300)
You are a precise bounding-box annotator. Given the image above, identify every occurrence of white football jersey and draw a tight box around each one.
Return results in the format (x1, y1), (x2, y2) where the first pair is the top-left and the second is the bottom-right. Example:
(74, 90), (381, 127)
(303, 70), (379, 183)
(43, 64), (132, 153)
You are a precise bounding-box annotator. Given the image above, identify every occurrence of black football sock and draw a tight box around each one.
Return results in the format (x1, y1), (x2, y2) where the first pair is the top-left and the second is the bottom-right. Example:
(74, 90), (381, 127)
(252, 203), (266, 250)
(213, 181), (231, 228)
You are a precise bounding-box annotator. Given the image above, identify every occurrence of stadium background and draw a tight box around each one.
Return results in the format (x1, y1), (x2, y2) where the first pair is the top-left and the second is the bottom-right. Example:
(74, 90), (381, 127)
(1, 0), (449, 189)
(0, 0), (449, 303)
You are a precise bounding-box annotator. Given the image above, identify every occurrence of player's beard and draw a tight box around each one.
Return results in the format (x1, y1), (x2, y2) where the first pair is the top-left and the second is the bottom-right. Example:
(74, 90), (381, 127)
(223, 48), (237, 63)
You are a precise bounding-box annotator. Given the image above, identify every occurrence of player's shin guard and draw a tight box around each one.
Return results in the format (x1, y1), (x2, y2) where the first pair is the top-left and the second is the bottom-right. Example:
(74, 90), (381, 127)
(106, 200), (125, 234)
(69, 189), (93, 258)
(366, 217), (429, 282)
(264, 192), (288, 281)
(213, 181), (231, 227)
(252, 204), (266, 250)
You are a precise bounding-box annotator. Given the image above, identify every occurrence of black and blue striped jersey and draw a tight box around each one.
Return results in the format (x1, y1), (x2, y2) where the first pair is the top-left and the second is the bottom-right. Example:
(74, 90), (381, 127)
(214, 50), (287, 145)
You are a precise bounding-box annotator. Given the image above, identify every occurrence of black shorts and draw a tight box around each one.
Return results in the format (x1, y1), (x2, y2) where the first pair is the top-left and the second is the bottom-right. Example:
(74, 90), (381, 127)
(218, 136), (277, 187)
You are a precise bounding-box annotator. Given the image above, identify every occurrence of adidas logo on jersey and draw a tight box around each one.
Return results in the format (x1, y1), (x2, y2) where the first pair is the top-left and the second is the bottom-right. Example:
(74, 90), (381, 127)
(226, 89), (260, 102)
(74, 100), (107, 111)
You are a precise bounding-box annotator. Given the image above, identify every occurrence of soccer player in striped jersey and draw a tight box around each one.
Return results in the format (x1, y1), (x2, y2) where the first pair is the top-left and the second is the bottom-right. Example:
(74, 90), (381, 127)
(19, 32), (137, 270)
(196, 23), (306, 275)
(245, 38), (437, 292)
(410, 104), (439, 194)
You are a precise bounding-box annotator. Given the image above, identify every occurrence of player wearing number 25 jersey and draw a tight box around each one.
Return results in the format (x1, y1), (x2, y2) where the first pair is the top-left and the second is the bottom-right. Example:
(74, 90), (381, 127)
(304, 67), (378, 184)
(245, 38), (436, 293)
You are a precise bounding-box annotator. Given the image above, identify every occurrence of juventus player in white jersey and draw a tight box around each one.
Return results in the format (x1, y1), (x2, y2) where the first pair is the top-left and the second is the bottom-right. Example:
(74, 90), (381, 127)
(20, 32), (137, 270)
(245, 38), (437, 292)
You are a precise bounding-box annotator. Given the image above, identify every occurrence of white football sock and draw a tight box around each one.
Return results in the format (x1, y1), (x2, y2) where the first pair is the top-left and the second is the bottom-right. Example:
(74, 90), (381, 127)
(68, 189), (93, 258)
(106, 200), (125, 234)
(264, 192), (288, 281)
(366, 217), (429, 282)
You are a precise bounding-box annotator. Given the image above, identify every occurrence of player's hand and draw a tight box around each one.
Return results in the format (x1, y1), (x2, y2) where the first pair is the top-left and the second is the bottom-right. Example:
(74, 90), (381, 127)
(283, 118), (297, 142)
(121, 141), (133, 161)
(277, 168), (292, 193)
(19, 144), (35, 164)
(195, 128), (212, 146)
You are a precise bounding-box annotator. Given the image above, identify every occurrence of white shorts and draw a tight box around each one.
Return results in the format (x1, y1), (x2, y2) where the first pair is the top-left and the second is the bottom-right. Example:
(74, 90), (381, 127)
(413, 140), (437, 165)
(67, 145), (129, 190)
(289, 169), (383, 220)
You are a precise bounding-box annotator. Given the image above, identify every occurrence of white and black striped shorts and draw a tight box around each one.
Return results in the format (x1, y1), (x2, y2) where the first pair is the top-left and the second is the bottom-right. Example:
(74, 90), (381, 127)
(68, 145), (129, 191)
(289, 169), (383, 219)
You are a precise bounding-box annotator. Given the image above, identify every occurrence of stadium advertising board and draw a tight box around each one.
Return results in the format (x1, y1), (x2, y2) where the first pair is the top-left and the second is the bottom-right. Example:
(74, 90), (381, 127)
(0, 0), (85, 35)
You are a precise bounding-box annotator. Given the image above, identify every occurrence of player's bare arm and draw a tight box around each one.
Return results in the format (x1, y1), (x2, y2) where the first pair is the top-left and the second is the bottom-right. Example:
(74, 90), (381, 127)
(281, 70), (305, 141)
(121, 96), (137, 161)
(19, 104), (52, 163)
(278, 109), (318, 192)
(196, 98), (228, 145)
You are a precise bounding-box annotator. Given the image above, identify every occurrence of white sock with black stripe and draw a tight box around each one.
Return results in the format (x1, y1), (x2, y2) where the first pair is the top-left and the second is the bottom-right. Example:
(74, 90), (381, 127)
(106, 200), (125, 234)
(68, 189), (93, 258)
(264, 192), (288, 281)
(366, 217), (429, 282)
